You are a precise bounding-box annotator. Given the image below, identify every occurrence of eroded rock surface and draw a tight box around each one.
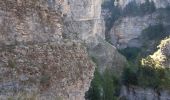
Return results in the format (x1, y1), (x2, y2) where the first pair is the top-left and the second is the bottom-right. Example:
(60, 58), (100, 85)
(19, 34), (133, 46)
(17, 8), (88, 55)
(63, 0), (105, 47)
(0, 0), (96, 100)
(0, 41), (95, 100)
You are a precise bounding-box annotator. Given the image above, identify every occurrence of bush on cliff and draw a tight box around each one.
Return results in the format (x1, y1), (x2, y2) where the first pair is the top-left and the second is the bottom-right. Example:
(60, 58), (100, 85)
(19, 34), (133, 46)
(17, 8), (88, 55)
(86, 69), (120, 100)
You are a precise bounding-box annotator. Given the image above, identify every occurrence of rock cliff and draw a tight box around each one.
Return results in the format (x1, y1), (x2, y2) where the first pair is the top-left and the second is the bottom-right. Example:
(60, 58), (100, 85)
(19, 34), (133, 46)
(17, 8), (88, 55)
(62, 0), (127, 74)
(63, 0), (105, 47)
(0, 0), (97, 100)
(0, 41), (95, 100)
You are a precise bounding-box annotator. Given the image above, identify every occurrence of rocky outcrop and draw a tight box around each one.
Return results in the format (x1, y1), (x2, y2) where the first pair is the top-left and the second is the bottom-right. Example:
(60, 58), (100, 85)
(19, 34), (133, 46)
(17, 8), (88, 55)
(0, 36), (95, 98)
(0, 41), (95, 100)
(115, 0), (170, 9)
(0, 0), (96, 100)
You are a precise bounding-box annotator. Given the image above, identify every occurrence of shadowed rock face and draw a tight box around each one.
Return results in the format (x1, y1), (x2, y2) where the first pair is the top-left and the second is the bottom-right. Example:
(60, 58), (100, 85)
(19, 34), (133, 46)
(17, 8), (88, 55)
(110, 14), (158, 49)
(88, 38), (127, 75)
(109, 10), (170, 49)
(0, 0), (96, 100)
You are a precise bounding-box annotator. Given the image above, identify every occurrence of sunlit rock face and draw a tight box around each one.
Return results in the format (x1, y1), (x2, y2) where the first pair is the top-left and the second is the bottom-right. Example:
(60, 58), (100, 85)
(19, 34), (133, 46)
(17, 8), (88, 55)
(115, 0), (170, 9)
(151, 38), (170, 68)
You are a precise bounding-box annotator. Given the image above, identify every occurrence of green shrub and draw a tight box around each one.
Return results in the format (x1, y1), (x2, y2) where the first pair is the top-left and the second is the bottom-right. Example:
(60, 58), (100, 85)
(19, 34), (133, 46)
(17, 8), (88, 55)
(122, 1), (140, 16)
(137, 56), (169, 89)
(138, 66), (161, 88)
(102, 70), (120, 100)
(102, 0), (121, 43)
(139, 0), (156, 15)
(121, 67), (138, 86)
(86, 69), (121, 100)
(119, 47), (141, 61)
(85, 69), (102, 100)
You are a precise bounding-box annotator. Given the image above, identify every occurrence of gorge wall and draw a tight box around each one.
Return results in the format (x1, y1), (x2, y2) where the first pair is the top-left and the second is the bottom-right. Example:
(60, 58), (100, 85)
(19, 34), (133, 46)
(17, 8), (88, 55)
(0, 0), (99, 100)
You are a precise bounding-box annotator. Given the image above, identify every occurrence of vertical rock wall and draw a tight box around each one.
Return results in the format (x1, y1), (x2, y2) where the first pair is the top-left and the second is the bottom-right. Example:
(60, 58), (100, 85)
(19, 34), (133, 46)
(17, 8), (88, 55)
(0, 0), (97, 100)
(63, 0), (105, 47)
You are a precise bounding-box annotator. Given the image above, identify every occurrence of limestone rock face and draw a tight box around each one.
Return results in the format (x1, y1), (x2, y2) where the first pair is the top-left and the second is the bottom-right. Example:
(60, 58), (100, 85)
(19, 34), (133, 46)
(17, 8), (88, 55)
(0, 41), (95, 100)
(116, 0), (170, 9)
(63, 0), (105, 47)
(63, 0), (102, 21)
(0, 0), (96, 100)
(0, 0), (63, 45)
